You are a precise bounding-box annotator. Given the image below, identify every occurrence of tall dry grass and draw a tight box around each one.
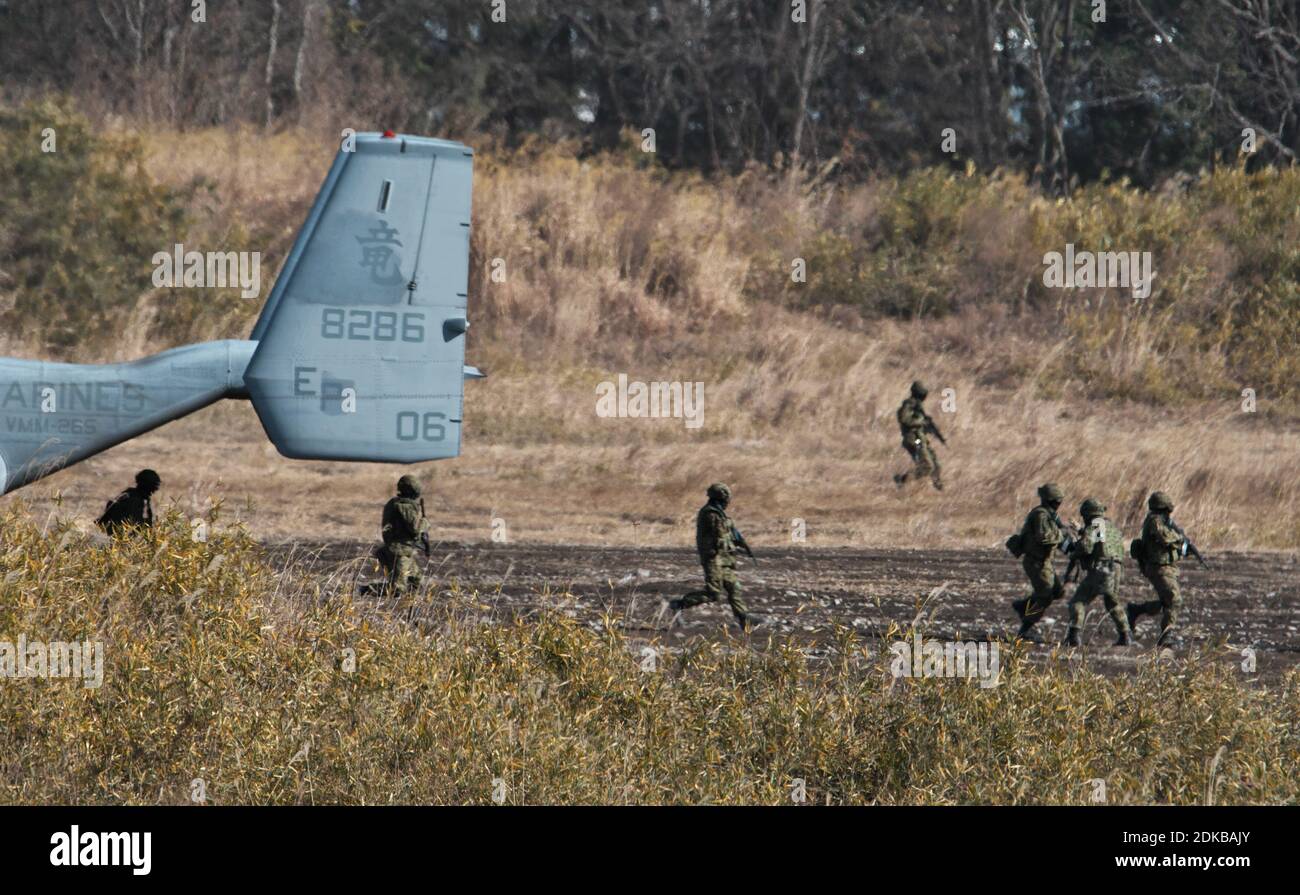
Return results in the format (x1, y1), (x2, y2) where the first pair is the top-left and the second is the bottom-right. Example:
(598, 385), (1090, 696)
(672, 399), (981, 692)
(1, 113), (1296, 549)
(2, 507), (1296, 805)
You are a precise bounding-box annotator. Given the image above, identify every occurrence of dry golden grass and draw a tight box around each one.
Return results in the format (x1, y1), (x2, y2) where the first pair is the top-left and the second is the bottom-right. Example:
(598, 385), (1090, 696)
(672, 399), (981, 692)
(16, 377), (1296, 552)
(2, 123), (1297, 550)
(2, 507), (1296, 805)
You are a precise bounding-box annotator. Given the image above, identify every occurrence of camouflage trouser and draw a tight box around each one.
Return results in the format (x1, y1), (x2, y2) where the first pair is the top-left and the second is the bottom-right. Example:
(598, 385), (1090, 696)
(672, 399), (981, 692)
(1067, 562), (1129, 638)
(680, 555), (747, 622)
(1131, 563), (1181, 642)
(900, 433), (941, 486)
(379, 543), (423, 598)
(1020, 555), (1063, 627)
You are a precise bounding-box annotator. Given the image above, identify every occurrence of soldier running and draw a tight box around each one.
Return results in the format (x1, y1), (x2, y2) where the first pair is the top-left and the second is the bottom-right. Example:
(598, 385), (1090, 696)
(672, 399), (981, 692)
(1127, 491), (1189, 646)
(893, 380), (944, 490)
(1063, 498), (1133, 646)
(96, 468), (161, 534)
(1006, 482), (1075, 642)
(666, 482), (759, 632)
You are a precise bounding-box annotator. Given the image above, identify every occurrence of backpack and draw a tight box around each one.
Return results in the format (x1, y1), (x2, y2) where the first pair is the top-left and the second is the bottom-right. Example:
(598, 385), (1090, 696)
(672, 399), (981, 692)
(1099, 519), (1125, 563)
(1129, 537), (1145, 563)
(96, 492), (132, 531)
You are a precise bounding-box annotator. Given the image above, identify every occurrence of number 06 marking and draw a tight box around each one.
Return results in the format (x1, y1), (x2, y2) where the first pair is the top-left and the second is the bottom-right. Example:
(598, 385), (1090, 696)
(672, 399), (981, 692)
(396, 411), (447, 441)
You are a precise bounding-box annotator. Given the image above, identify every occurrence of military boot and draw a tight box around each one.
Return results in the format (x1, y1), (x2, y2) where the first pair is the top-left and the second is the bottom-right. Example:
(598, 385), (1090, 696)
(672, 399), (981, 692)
(1063, 627), (1081, 647)
(1156, 593), (1182, 647)
(1111, 609), (1133, 646)
(1017, 622), (1044, 644)
(1017, 596), (1047, 642)
(1125, 603), (1142, 635)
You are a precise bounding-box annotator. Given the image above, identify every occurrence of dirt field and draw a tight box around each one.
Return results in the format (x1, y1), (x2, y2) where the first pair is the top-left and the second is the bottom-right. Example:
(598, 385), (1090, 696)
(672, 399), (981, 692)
(8, 404), (1297, 684)
(272, 540), (1300, 681)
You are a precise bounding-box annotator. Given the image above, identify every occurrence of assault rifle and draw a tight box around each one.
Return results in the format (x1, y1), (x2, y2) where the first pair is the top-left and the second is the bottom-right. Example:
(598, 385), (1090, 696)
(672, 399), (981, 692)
(731, 525), (756, 562)
(419, 498), (431, 557)
(922, 413), (947, 446)
(1054, 514), (1081, 553)
(1168, 518), (1208, 568)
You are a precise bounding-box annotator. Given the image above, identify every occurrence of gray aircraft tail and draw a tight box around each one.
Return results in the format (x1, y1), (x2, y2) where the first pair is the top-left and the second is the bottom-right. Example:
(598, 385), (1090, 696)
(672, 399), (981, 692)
(244, 132), (476, 462)
(0, 132), (477, 494)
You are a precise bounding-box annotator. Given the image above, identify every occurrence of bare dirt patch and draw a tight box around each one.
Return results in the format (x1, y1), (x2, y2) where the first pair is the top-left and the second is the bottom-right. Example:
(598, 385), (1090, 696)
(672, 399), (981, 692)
(273, 541), (1300, 681)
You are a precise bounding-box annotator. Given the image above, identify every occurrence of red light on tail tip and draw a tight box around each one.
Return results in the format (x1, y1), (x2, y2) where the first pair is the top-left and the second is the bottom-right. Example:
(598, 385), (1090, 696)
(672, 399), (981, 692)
(382, 129), (397, 138)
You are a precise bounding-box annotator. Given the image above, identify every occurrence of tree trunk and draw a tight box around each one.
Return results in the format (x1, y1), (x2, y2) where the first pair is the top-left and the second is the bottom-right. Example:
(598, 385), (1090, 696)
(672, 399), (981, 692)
(265, 0), (282, 129)
(791, 0), (825, 166)
(293, 0), (316, 112)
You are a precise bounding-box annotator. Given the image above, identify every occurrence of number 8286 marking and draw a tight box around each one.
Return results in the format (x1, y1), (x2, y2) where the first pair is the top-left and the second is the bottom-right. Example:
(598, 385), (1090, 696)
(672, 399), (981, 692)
(320, 308), (425, 342)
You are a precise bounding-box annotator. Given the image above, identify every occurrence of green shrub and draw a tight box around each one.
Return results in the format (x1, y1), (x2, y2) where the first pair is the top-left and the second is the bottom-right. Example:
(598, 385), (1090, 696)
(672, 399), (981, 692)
(0, 99), (194, 352)
(777, 163), (1300, 404)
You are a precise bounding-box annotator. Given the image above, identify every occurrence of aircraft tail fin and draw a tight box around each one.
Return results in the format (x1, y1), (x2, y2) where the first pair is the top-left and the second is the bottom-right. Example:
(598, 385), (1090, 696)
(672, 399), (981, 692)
(243, 132), (474, 462)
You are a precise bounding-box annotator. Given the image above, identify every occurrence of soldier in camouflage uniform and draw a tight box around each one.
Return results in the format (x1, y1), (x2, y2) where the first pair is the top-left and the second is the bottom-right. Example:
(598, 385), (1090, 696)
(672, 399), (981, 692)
(1063, 498), (1132, 646)
(667, 482), (758, 632)
(1007, 482), (1071, 642)
(377, 474), (428, 598)
(96, 468), (161, 535)
(1127, 491), (1185, 646)
(893, 381), (943, 491)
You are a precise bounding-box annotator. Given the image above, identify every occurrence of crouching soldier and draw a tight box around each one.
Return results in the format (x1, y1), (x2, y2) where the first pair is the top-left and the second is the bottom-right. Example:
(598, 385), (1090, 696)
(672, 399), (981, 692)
(377, 475), (429, 600)
(666, 482), (759, 632)
(1063, 498), (1132, 646)
(1127, 491), (1186, 646)
(97, 469), (161, 535)
(1006, 482), (1072, 642)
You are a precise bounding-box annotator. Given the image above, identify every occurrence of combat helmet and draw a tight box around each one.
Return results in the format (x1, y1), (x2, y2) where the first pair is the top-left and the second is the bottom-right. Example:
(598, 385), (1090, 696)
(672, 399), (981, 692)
(135, 469), (161, 493)
(397, 474), (422, 498)
(1037, 482), (1063, 505)
(910, 380), (929, 399)
(1148, 491), (1174, 512)
(706, 482), (731, 504)
(1079, 498), (1106, 519)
